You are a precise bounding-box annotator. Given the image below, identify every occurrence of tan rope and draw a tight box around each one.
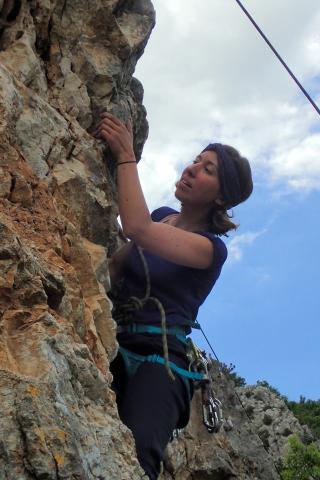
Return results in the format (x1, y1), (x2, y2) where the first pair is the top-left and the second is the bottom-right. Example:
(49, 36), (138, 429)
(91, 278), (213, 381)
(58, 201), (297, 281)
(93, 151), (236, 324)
(147, 295), (175, 381)
(113, 245), (175, 380)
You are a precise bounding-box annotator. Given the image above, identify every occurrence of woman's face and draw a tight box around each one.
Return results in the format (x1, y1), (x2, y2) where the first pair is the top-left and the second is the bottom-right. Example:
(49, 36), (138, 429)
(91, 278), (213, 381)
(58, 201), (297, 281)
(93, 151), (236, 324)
(175, 150), (221, 207)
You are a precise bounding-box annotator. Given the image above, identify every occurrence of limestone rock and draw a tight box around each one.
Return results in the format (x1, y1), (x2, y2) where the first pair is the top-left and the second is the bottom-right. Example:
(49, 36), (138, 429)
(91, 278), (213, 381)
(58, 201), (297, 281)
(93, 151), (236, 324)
(161, 365), (316, 480)
(236, 385), (314, 460)
(0, 0), (154, 478)
(161, 363), (281, 480)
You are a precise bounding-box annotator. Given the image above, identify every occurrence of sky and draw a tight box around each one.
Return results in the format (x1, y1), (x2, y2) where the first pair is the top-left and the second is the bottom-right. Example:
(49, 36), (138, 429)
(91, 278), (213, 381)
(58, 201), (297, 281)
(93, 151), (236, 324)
(134, 0), (320, 401)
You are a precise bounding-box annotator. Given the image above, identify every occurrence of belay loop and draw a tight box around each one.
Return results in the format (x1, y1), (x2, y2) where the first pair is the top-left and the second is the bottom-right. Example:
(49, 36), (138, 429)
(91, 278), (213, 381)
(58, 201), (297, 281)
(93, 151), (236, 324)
(187, 339), (224, 433)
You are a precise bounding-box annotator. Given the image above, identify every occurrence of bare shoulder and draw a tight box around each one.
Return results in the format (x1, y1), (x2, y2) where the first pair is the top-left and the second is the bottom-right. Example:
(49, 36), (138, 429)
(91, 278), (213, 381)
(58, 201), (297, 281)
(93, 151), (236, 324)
(128, 223), (215, 269)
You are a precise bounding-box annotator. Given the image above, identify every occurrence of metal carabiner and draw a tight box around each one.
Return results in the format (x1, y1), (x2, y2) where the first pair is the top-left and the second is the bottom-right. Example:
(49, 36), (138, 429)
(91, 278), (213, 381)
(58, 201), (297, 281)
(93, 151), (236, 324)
(201, 382), (224, 433)
(186, 339), (224, 432)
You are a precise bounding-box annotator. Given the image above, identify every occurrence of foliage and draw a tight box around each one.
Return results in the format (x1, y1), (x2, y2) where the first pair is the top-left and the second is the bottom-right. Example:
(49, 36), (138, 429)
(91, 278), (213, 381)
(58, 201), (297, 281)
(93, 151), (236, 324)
(256, 380), (288, 402)
(219, 362), (246, 387)
(280, 435), (320, 480)
(286, 397), (320, 441)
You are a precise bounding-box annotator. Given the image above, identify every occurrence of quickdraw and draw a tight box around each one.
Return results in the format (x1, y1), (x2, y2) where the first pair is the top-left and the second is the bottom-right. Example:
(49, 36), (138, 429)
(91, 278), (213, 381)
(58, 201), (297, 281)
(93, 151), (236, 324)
(187, 339), (224, 433)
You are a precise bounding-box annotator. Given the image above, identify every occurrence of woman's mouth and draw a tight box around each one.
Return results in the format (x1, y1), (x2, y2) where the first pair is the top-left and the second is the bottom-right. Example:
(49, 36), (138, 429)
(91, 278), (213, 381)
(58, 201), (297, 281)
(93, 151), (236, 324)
(181, 178), (192, 188)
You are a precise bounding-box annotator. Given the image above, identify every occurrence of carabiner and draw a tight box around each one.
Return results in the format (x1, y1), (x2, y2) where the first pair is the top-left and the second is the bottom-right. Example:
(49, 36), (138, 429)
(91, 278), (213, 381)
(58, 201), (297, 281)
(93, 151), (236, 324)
(201, 383), (224, 433)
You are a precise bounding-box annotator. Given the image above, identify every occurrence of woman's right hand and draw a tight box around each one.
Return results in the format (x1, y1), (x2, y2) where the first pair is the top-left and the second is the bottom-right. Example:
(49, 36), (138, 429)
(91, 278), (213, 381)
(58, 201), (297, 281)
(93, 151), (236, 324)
(95, 113), (135, 163)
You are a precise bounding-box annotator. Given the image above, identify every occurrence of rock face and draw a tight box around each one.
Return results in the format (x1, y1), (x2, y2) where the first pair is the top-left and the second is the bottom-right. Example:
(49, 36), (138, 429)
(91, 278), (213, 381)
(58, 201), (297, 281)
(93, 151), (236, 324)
(0, 0), (154, 478)
(161, 364), (282, 480)
(161, 371), (314, 480)
(237, 385), (314, 459)
(0, 1), (310, 479)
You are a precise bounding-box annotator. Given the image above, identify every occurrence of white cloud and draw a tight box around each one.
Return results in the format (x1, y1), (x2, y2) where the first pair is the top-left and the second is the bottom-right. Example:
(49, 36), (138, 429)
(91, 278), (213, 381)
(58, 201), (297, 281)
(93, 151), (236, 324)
(226, 229), (266, 263)
(137, 153), (179, 211)
(135, 0), (320, 207)
(270, 134), (320, 189)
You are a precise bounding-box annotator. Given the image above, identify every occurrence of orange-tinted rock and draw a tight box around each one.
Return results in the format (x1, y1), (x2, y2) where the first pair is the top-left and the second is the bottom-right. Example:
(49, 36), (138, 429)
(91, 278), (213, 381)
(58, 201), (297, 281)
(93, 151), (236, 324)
(0, 0), (154, 478)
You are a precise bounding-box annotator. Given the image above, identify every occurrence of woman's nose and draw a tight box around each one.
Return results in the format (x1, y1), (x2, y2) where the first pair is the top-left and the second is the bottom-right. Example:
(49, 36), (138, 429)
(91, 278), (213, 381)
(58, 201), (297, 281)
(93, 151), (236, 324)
(186, 163), (197, 176)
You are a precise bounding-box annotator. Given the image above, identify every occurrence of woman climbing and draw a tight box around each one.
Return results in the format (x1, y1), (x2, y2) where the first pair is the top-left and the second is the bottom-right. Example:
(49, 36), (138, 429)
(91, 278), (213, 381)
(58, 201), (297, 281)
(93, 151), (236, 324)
(95, 112), (253, 480)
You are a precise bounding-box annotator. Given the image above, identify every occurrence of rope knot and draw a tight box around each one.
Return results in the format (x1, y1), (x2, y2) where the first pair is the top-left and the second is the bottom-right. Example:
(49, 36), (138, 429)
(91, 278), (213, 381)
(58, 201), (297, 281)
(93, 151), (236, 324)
(111, 245), (175, 380)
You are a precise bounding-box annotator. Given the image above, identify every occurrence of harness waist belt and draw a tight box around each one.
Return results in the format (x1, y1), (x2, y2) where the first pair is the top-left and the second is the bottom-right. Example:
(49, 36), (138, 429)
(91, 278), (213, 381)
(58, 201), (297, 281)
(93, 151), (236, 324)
(117, 323), (188, 344)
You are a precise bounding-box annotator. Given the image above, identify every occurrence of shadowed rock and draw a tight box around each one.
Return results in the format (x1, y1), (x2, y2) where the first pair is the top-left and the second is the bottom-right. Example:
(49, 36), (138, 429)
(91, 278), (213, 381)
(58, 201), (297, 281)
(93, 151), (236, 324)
(0, 1), (154, 478)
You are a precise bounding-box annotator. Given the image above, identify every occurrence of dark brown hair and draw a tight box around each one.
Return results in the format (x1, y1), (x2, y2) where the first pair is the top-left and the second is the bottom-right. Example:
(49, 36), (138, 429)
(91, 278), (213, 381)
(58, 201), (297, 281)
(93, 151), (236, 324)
(209, 144), (252, 236)
(210, 202), (238, 236)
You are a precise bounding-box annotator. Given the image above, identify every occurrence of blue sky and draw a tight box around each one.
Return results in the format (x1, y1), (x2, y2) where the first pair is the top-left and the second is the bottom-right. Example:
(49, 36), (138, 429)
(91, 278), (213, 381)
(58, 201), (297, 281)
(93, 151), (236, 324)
(193, 184), (320, 400)
(135, 0), (320, 400)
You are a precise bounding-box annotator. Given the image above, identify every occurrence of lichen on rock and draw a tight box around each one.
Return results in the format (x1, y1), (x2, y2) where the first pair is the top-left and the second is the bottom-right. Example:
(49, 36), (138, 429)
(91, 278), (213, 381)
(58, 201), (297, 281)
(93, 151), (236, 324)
(0, 0), (154, 478)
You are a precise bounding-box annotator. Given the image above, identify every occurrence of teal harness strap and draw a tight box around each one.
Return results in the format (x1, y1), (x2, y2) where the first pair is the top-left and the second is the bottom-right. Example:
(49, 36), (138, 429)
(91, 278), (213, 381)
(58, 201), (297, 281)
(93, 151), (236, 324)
(117, 323), (188, 345)
(118, 346), (205, 382)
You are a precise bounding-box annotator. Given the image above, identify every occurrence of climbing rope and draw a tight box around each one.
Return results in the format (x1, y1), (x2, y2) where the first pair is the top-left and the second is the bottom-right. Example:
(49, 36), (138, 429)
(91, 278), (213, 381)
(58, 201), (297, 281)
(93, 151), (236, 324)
(234, 0), (320, 117)
(113, 245), (175, 380)
(199, 325), (259, 423)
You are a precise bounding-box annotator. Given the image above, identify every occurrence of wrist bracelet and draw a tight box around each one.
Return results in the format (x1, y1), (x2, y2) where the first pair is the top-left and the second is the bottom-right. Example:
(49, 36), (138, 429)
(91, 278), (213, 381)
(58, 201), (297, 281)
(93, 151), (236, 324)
(117, 160), (136, 166)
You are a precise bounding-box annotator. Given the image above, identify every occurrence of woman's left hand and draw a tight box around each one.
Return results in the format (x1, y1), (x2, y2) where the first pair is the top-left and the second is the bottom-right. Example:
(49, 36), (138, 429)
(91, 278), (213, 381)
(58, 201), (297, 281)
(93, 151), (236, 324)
(95, 113), (135, 162)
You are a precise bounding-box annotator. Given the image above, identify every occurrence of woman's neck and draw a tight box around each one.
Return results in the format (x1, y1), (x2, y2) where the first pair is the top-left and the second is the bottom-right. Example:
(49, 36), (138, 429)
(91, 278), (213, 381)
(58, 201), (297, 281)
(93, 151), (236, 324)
(173, 205), (211, 231)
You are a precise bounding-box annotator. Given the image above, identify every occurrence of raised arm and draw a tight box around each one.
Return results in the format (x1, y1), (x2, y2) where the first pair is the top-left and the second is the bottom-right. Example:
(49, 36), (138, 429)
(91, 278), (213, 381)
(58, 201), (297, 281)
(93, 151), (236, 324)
(96, 114), (215, 269)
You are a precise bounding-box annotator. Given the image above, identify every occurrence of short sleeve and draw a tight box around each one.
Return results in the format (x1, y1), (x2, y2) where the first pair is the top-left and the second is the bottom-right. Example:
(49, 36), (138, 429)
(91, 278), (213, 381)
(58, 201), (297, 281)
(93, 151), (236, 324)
(197, 231), (228, 269)
(151, 206), (178, 222)
(151, 207), (228, 269)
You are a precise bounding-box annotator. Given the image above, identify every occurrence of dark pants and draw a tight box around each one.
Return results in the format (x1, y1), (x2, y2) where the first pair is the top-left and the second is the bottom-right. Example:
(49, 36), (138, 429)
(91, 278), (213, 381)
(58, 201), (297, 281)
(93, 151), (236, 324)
(111, 353), (191, 480)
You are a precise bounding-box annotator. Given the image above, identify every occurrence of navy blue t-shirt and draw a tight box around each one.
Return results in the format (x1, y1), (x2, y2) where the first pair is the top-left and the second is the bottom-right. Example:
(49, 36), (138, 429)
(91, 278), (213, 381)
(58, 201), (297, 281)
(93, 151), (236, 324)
(117, 206), (228, 336)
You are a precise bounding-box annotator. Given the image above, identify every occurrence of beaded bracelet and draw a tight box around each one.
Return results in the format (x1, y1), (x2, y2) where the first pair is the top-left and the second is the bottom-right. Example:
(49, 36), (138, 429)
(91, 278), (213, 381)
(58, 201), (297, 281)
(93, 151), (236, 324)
(117, 161), (136, 166)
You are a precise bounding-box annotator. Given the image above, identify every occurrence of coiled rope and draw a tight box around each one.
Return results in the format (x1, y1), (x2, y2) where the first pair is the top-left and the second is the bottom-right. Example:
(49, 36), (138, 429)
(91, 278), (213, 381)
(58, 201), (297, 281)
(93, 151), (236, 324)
(113, 245), (175, 380)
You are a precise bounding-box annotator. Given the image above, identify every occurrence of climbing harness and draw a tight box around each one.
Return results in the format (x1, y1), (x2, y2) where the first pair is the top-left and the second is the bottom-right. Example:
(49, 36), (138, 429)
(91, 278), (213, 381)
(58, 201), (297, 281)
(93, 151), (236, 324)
(117, 323), (188, 346)
(112, 244), (224, 433)
(118, 346), (204, 388)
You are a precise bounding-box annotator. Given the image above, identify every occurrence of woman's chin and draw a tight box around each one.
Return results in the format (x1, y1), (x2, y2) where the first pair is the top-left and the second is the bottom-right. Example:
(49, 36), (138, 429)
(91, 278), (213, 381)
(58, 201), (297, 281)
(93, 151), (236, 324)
(174, 189), (183, 202)
(175, 182), (186, 198)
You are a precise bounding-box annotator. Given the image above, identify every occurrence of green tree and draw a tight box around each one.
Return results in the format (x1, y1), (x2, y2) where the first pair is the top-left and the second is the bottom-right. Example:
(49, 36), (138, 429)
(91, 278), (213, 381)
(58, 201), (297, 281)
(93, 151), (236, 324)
(219, 362), (246, 387)
(280, 435), (320, 480)
(286, 399), (320, 441)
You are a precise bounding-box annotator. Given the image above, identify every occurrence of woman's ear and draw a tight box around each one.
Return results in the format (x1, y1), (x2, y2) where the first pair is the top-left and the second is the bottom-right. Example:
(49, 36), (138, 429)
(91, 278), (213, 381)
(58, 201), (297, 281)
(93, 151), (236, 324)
(214, 196), (224, 207)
